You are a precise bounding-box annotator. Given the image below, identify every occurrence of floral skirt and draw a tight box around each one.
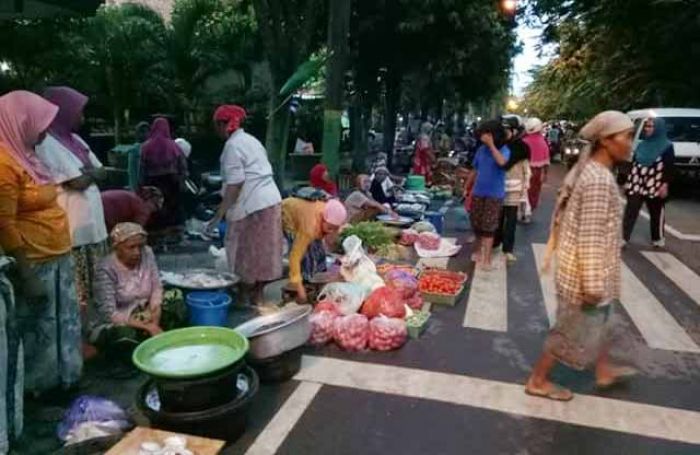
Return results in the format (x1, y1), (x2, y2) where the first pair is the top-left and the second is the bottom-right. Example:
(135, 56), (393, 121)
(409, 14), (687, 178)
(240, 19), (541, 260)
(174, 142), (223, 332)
(544, 297), (616, 370)
(470, 196), (503, 236)
(72, 241), (109, 307)
(17, 254), (82, 393)
(226, 204), (284, 284)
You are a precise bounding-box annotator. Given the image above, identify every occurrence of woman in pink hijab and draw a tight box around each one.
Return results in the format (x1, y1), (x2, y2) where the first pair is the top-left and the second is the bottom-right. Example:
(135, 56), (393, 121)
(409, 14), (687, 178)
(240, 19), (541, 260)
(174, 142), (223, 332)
(139, 117), (188, 236)
(0, 91), (82, 407)
(37, 86), (108, 308)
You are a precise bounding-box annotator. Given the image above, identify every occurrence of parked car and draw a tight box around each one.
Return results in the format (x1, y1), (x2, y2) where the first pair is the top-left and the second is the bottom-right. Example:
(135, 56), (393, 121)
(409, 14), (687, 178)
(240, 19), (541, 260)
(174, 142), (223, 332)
(626, 108), (700, 182)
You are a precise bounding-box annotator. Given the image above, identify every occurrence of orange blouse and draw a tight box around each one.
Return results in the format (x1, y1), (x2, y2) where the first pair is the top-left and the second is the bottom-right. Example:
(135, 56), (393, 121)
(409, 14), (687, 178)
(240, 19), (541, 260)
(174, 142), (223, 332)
(0, 148), (71, 261)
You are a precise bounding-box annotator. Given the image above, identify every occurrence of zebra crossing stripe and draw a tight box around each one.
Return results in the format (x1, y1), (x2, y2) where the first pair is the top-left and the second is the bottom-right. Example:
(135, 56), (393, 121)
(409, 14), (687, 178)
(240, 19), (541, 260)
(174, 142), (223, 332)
(641, 251), (700, 307)
(463, 252), (508, 331)
(245, 382), (322, 455)
(295, 355), (700, 445)
(620, 264), (700, 353)
(532, 244), (557, 327)
(532, 243), (699, 352)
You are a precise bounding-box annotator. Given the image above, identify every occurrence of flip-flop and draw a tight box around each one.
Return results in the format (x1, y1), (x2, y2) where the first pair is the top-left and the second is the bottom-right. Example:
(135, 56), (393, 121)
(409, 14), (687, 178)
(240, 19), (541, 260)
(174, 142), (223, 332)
(596, 366), (638, 389)
(525, 382), (574, 402)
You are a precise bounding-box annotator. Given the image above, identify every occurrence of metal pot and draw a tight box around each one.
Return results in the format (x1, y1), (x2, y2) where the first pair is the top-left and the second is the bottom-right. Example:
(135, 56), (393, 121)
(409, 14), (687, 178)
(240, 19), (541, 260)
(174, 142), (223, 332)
(234, 305), (312, 360)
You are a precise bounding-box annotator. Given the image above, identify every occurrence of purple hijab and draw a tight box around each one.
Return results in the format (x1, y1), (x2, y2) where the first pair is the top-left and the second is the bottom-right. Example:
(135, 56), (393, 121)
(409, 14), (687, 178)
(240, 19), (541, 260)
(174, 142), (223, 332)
(43, 86), (92, 167)
(140, 118), (182, 175)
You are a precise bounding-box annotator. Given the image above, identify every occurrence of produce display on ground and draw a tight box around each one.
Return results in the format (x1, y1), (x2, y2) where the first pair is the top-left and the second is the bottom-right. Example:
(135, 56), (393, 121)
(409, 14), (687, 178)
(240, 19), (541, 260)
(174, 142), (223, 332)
(339, 222), (394, 252)
(418, 269), (467, 296)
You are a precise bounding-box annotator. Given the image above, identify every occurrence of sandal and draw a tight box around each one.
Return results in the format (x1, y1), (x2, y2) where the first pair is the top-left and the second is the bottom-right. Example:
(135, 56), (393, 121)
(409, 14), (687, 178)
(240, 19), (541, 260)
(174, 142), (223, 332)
(596, 366), (638, 389)
(525, 380), (574, 402)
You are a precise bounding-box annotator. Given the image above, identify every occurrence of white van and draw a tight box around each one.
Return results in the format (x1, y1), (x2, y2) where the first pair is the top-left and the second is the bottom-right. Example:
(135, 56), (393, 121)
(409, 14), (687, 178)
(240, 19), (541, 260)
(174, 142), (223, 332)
(627, 108), (700, 179)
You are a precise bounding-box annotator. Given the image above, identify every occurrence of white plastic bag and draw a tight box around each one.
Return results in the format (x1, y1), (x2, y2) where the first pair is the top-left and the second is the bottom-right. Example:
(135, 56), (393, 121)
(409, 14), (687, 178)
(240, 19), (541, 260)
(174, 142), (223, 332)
(209, 246), (229, 272)
(317, 282), (367, 315)
(339, 235), (384, 292)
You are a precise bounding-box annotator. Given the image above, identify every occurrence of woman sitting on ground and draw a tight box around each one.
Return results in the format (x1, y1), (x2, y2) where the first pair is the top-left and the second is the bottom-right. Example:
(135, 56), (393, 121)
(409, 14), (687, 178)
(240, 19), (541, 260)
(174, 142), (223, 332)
(89, 223), (163, 359)
(345, 174), (394, 223)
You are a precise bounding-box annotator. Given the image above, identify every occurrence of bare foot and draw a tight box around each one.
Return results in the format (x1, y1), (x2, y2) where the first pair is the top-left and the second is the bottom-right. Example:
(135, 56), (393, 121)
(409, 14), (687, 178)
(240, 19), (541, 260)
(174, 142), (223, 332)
(595, 365), (637, 389)
(525, 378), (573, 401)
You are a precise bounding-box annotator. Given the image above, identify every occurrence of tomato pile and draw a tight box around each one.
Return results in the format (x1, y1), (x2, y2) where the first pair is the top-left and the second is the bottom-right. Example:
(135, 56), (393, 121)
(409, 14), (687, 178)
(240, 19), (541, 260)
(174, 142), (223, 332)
(418, 272), (464, 295)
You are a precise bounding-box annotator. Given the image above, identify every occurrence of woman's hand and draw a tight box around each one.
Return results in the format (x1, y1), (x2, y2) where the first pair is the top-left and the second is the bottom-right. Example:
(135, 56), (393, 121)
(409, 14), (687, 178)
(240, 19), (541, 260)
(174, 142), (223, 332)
(294, 282), (308, 304)
(658, 183), (669, 199)
(146, 323), (163, 337)
(480, 132), (495, 148)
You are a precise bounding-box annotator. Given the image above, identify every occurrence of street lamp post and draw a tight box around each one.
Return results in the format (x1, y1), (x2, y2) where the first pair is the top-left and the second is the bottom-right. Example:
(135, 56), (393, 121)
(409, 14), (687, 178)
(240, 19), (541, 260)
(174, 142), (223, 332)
(502, 0), (517, 14)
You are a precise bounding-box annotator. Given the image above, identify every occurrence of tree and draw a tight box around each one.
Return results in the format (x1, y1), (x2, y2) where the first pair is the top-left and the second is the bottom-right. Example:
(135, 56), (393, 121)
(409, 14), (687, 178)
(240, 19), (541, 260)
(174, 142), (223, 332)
(525, 0), (700, 120)
(251, 0), (327, 182)
(88, 3), (171, 141)
(170, 0), (259, 129)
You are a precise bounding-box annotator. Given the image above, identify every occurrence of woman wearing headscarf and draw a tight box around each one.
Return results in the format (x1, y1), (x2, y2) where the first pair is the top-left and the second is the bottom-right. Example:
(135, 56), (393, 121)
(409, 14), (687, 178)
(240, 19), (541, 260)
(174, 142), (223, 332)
(37, 86), (108, 308)
(209, 105), (284, 304)
(526, 111), (636, 401)
(309, 163), (338, 197)
(370, 166), (398, 205)
(282, 198), (347, 303)
(495, 117), (531, 264)
(0, 91), (81, 398)
(623, 117), (675, 247)
(522, 117), (550, 218)
(89, 223), (163, 361)
(412, 122), (436, 185)
(139, 117), (188, 233)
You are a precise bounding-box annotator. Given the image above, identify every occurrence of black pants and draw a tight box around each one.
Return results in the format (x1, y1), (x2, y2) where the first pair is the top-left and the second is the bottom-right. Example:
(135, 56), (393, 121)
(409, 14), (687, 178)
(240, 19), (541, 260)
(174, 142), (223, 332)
(494, 205), (519, 253)
(623, 195), (665, 242)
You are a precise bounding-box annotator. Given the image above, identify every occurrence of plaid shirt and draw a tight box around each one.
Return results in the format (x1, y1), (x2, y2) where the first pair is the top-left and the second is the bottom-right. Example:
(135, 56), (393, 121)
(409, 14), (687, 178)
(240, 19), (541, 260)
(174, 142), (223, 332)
(556, 161), (622, 306)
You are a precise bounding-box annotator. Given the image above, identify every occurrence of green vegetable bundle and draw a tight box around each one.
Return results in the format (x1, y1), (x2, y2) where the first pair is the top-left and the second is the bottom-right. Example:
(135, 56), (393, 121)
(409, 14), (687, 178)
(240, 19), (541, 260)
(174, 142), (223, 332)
(340, 222), (394, 251)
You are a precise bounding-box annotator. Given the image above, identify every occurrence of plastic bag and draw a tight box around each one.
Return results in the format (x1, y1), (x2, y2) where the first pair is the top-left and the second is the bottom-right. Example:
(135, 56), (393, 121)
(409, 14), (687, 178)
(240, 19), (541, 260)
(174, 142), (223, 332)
(314, 299), (341, 315)
(361, 286), (406, 319)
(57, 396), (131, 442)
(317, 282), (367, 315)
(410, 221), (436, 233)
(384, 270), (419, 300)
(399, 229), (419, 246)
(417, 232), (441, 251)
(369, 316), (408, 351)
(333, 314), (369, 351)
(309, 310), (339, 346)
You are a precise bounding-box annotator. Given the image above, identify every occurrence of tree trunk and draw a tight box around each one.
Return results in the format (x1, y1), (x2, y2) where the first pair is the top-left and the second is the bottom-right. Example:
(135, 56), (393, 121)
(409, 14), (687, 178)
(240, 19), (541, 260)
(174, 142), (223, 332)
(266, 95), (291, 189)
(349, 99), (369, 173)
(321, 0), (351, 177)
(382, 68), (400, 170)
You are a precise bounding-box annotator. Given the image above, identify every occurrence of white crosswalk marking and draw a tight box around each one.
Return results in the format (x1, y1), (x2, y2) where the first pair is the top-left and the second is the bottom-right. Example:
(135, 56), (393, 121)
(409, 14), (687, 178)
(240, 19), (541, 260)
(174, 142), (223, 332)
(531, 243), (557, 327)
(642, 251), (700, 307)
(463, 252), (508, 331)
(295, 356), (700, 445)
(532, 243), (699, 352)
(620, 264), (700, 353)
(245, 382), (322, 455)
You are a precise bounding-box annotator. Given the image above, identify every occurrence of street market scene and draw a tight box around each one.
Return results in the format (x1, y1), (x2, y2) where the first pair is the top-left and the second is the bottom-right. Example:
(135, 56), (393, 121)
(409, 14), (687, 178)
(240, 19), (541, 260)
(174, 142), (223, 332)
(0, 0), (699, 454)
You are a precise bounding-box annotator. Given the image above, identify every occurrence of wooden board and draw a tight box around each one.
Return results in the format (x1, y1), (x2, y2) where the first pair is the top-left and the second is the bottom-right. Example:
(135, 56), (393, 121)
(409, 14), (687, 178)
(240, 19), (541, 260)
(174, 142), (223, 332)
(106, 427), (225, 455)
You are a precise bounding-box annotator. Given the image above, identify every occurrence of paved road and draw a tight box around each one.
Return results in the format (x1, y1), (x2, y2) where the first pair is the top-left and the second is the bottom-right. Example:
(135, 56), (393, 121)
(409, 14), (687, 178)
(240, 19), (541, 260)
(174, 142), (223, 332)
(225, 166), (700, 455)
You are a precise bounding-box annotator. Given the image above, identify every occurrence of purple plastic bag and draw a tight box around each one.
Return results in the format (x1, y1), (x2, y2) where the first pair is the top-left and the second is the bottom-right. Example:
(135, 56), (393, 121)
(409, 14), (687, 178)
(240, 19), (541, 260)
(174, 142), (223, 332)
(57, 395), (131, 441)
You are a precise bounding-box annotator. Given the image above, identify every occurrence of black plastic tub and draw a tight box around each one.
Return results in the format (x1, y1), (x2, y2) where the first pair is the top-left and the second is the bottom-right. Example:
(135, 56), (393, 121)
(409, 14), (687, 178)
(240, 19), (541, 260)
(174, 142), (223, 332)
(247, 348), (302, 383)
(138, 366), (259, 442)
(154, 359), (245, 412)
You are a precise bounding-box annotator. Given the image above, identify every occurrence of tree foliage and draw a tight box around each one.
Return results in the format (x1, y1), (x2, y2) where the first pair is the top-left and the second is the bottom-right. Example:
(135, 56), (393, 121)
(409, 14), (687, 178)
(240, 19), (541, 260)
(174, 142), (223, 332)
(524, 0), (700, 120)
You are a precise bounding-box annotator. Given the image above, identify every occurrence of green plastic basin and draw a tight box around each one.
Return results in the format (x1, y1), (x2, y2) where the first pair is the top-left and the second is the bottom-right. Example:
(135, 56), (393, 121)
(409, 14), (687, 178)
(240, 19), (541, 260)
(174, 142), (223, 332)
(132, 326), (249, 379)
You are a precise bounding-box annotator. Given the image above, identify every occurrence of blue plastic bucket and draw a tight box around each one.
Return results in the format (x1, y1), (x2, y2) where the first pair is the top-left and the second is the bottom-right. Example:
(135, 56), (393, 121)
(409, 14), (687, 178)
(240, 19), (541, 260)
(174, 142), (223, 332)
(424, 211), (444, 234)
(186, 292), (232, 327)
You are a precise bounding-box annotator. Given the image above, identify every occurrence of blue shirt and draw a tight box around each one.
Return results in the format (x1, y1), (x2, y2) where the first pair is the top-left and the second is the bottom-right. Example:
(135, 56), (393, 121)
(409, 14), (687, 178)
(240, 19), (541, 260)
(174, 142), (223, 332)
(473, 144), (510, 199)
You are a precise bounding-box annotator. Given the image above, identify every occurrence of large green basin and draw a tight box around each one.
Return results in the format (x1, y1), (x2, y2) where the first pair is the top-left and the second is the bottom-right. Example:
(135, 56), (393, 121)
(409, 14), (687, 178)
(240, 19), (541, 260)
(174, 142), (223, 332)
(132, 326), (249, 379)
